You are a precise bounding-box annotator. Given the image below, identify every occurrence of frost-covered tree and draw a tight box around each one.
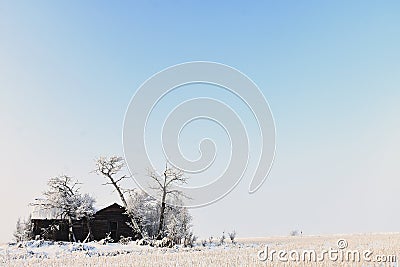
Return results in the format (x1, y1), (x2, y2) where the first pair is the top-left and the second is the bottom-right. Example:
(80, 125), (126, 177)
(164, 204), (194, 245)
(76, 193), (96, 242)
(93, 157), (194, 244)
(126, 189), (159, 238)
(147, 164), (189, 239)
(38, 175), (96, 242)
(125, 187), (194, 246)
(13, 215), (33, 242)
(93, 156), (143, 238)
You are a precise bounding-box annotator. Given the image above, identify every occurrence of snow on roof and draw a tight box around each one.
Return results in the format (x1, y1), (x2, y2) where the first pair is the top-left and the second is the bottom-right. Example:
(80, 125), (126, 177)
(30, 200), (122, 220)
(30, 199), (64, 220)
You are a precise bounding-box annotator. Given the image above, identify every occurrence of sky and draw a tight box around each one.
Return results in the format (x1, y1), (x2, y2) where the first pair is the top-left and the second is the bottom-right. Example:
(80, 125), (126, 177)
(1, 1), (399, 243)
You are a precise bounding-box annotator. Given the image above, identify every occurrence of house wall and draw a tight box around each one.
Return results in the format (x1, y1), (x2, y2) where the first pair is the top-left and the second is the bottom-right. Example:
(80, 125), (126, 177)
(32, 219), (69, 241)
(91, 204), (136, 241)
(31, 204), (137, 242)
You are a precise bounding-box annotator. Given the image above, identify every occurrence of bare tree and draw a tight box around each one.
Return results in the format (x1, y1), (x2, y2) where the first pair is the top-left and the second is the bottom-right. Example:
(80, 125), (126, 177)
(37, 175), (95, 242)
(93, 156), (142, 238)
(45, 175), (78, 242)
(79, 194), (96, 242)
(147, 163), (189, 239)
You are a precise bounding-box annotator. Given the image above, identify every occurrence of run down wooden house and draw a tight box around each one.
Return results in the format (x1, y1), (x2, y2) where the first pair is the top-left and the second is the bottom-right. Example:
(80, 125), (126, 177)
(31, 203), (138, 242)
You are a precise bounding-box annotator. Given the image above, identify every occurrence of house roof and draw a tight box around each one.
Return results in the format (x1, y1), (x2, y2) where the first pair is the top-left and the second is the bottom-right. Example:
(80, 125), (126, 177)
(30, 201), (124, 220)
(95, 203), (125, 213)
(30, 199), (64, 220)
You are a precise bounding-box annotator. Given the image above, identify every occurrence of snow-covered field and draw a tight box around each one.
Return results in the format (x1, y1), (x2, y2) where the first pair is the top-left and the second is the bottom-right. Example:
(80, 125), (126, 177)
(1, 233), (399, 266)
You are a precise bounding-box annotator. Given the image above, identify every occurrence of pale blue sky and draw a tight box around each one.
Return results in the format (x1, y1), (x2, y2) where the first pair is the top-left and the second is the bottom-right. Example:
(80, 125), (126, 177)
(1, 1), (399, 242)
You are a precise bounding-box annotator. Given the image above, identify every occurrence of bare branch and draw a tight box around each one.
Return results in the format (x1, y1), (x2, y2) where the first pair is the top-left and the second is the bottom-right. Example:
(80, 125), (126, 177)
(147, 163), (190, 239)
(93, 155), (143, 238)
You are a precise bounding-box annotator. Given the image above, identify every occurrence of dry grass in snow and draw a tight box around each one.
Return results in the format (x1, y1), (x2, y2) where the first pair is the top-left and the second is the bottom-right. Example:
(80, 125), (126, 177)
(1, 233), (399, 266)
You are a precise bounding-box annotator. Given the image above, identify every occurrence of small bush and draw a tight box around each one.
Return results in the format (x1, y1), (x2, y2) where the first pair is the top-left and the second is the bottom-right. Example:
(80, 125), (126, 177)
(184, 232), (197, 248)
(219, 232), (226, 245)
(136, 238), (153, 246)
(98, 232), (114, 245)
(290, 230), (299, 236)
(155, 237), (174, 248)
(119, 236), (132, 245)
(228, 230), (237, 244)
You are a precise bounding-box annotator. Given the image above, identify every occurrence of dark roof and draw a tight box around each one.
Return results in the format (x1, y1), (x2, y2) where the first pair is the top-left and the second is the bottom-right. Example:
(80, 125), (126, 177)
(95, 203), (125, 214)
(31, 202), (126, 220)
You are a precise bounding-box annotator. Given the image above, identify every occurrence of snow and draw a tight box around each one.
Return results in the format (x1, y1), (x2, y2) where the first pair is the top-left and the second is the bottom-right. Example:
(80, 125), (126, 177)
(0, 239), (245, 261)
(2, 234), (399, 266)
(30, 199), (63, 220)
(0, 240), (152, 261)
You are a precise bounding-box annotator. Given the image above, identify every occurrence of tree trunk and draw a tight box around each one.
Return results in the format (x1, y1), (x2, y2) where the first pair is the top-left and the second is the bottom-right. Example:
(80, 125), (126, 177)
(107, 174), (143, 239)
(157, 190), (167, 240)
(68, 217), (76, 242)
(83, 218), (93, 243)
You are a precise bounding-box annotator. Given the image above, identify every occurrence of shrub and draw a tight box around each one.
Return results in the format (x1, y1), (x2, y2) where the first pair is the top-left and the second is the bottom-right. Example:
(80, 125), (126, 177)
(219, 232), (226, 245)
(228, 230), (237, 244)
(119, 236), (132, 245)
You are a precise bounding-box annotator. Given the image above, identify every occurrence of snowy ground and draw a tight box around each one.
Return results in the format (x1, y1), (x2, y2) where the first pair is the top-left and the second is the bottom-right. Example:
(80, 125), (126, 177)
(1, 233), (399, 266)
